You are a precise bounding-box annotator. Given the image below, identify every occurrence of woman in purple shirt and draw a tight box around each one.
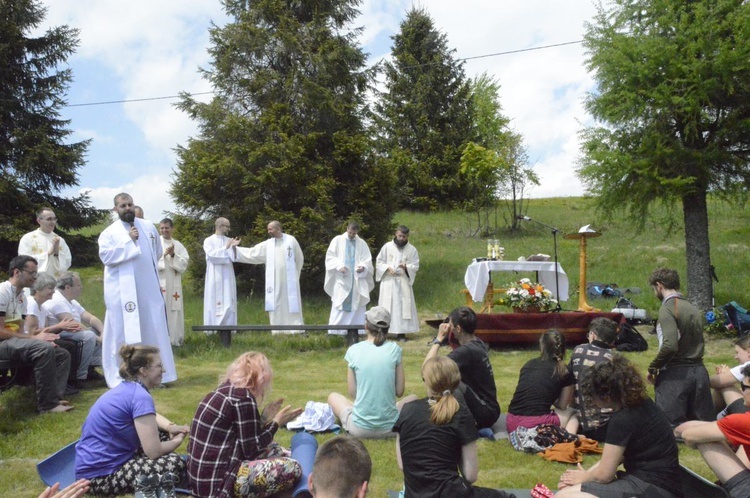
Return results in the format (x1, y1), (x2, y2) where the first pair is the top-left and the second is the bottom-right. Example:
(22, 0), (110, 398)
(75, 345), (188, 496)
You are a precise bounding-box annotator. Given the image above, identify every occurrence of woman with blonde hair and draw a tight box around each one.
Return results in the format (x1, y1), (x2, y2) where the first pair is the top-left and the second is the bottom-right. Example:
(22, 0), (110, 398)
(187, 351), (304, 498)
(506, 329), (576, 433)
(393, 357), (507, 497)
(75, 345), (188, 496)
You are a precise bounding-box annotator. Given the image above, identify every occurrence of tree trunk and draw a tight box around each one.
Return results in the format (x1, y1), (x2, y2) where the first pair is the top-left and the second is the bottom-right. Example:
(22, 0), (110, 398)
(682, 190), (713, 310)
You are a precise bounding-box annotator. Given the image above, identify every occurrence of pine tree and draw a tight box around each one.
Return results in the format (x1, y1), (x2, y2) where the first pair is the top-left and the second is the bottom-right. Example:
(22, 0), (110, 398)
(0, 0), (99, 268)
(172, 0), (396, 290)
(374, 7), (476, 210)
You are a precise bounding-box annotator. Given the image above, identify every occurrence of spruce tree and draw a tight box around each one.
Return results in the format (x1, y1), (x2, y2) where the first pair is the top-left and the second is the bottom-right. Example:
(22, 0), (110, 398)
(0, 0), (99, 268)
(172, 0), (396, 290)
(374, 7), (476, 210)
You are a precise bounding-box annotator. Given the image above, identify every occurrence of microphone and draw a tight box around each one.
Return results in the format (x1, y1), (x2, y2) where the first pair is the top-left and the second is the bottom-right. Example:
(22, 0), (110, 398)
(130, 221), (139, 240)
(515, 215), (531, 221)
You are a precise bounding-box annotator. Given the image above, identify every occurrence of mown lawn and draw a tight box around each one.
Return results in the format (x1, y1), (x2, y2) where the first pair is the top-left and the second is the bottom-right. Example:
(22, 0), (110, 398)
(2, 198), (747, 497)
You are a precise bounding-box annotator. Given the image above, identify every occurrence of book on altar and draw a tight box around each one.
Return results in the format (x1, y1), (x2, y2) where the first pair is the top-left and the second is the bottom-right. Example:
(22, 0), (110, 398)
(526, 254), (550, 261)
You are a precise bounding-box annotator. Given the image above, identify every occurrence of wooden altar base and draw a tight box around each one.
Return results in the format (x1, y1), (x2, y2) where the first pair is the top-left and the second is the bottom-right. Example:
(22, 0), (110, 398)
(427, 312), (625, 346)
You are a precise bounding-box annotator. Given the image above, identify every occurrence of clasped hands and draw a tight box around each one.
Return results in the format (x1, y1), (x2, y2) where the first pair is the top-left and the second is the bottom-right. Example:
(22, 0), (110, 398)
(261, 398), (304, 427)
(338, 265), (365, 274)
(387, 263), (407, 275)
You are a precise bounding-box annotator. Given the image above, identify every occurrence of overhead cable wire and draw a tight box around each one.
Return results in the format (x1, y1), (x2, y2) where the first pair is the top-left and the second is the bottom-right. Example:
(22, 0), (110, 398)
(66, 91), (214, 107)
(64, 40), (583, 108)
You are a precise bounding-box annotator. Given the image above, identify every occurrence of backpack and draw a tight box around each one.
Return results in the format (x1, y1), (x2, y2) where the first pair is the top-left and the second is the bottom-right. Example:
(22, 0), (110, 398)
(586, 282), (623, 299)
(723, 301), (750, 335)
(614, 322), (648, 352)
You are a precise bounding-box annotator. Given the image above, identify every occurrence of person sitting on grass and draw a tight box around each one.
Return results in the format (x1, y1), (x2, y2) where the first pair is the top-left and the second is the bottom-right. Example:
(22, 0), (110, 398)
(188, 351), (304, 498)
(677, 363), (750, 497)
(564, 317), (618, 441)
(424, 306), (503, 433)
(506, 329), (576, 434)
(308, 436), (371, 498)
(395, 356), (514, 498)
(556, 356), (681, 498)
(328, 306), (417, 438)
(709, 335), (750, 420)
(75, 344), (188, 496)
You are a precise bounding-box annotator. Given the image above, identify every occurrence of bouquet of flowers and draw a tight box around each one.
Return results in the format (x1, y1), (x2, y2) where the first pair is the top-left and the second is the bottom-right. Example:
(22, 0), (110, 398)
(504, 278), (557, 312)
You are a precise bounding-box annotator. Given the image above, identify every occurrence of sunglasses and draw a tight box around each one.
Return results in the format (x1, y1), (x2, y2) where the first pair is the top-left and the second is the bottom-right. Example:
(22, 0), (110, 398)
(741, 383), (750, 392)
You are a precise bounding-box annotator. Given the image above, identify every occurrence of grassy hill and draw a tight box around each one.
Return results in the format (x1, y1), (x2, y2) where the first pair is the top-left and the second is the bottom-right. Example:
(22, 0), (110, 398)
(1, 197), (747, 497)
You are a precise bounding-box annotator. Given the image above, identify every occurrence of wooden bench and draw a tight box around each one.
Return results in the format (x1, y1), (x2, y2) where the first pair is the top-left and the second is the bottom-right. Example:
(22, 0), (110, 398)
(191, 324), (366, 347)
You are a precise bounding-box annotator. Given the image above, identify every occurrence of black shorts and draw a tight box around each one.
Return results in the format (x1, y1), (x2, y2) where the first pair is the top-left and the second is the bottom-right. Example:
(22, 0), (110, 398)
(725, 469), (750, 498)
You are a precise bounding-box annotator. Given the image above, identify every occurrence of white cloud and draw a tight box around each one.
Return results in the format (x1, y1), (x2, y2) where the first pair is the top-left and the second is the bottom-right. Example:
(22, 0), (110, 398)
(45, 0), (600, 216)
(82, 172), (177, 221)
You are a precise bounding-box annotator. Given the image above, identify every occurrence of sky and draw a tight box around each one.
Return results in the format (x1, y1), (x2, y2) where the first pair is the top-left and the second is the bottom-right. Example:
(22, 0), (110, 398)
(40, 0), (600, 220)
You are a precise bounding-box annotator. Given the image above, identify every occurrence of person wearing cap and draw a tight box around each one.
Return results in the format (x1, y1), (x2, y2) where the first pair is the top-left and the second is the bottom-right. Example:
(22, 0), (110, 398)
(328, 306), (417, 438)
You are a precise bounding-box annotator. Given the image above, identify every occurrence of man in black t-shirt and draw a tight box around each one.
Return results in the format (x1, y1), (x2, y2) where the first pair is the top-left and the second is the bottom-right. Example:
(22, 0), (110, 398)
(424, 306), (501, 430)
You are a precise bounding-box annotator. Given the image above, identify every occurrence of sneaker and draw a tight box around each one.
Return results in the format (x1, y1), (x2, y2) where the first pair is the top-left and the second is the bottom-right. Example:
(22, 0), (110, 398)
(64, 383), (80, 396)
(86, 367), (105, 381)
(134, 473), (160, 498)
(159, 472), (179, 498)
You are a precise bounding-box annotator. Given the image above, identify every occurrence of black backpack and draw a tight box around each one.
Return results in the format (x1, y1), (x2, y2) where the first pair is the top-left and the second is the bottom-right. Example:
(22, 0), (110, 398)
(614, 322), (648, 352)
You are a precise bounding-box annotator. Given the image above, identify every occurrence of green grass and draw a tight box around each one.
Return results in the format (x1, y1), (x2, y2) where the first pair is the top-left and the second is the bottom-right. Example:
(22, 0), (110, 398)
(2, 197), (748, 497)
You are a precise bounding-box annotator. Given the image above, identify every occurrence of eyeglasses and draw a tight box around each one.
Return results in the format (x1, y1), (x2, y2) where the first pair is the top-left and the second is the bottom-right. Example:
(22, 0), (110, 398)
(21, 269), (38, 277)
(741, 383), (750, 392)
(40, 217), (57, 222)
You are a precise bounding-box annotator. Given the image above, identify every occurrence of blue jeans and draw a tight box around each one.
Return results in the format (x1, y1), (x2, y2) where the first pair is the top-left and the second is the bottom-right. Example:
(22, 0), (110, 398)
(58, 330), (102, 379)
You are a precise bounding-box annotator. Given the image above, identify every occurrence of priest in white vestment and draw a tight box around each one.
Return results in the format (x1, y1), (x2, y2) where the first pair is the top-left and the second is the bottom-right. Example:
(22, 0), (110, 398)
(158, 218), (189, 346)
(324, 221), (374, 335)
(98, 193), (176, 388)
(236, 221), (304, 334)
(203, 217), (242, 330)
(18, 207), (72, 279)
(376, 225), (420, 338)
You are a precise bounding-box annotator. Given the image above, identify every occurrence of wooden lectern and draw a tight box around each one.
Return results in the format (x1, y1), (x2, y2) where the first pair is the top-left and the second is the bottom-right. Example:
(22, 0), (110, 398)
(564, 230), (601, 312)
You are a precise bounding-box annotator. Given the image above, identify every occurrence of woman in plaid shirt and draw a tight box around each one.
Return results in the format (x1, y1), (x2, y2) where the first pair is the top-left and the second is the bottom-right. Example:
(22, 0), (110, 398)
(187, 352), (304, 497)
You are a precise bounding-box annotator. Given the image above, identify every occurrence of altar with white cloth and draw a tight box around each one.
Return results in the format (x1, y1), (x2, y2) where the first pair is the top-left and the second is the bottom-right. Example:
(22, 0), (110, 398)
(464, 260), (569, 312)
